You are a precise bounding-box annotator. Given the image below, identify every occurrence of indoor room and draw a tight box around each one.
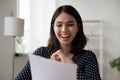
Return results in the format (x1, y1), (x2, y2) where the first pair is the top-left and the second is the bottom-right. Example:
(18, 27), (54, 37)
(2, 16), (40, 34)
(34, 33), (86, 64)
(0, 0), (120, 80)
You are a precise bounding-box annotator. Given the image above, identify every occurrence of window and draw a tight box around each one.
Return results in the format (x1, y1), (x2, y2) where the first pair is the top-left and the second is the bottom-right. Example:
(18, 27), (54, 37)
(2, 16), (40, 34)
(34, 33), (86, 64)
(17, 0), (56, 53)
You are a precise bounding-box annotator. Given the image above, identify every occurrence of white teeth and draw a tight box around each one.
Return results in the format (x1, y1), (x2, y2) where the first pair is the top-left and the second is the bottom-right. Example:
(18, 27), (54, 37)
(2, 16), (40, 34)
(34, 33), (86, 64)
(61, 34), (70, 37)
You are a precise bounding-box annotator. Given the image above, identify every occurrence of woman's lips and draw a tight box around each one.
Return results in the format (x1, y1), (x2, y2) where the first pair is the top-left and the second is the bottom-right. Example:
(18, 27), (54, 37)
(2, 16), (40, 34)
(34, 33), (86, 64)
(61, 34), (70, 38)
(60, 34), (71, 40)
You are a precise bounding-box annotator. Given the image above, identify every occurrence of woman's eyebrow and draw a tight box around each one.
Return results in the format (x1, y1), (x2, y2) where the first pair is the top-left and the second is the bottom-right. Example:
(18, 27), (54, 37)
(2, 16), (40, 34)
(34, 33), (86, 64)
(67, 20), (75, 23)
(55, 20), (75, 23)
(55, 21), (62, 23)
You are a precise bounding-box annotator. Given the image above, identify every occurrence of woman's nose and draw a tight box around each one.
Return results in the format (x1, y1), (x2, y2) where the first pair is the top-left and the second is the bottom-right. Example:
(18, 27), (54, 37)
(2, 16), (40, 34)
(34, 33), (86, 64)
(61, 25), (67, 32)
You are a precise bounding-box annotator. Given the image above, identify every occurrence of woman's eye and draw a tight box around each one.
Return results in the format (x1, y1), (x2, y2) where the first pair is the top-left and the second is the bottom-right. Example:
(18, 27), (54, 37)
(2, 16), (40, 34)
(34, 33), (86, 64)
(56, 24), (62, 27)
(67, 24), (74, 26)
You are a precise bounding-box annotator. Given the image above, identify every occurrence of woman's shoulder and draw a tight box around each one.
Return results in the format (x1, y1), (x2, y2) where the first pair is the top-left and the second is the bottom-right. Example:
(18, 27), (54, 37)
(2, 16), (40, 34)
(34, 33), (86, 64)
(83, 49), (96, 56)
(33, 46), (51, 58)
(82, 50), (97, 60)
(73, 49), (97, 65)
(73, 50), (97, 61)
(79, 49), (96, 57)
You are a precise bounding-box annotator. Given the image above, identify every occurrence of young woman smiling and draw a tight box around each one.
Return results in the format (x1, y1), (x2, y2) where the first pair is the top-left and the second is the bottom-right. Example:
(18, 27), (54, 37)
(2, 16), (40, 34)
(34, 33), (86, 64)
(16, 5), (101, 80)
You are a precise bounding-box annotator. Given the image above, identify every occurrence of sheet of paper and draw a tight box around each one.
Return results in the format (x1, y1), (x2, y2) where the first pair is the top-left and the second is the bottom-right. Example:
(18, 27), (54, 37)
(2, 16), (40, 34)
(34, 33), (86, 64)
(29, 54), (77, 80)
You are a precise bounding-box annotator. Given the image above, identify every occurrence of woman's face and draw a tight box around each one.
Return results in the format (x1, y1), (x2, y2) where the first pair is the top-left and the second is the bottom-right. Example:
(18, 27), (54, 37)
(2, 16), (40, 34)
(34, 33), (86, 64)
(53, 12), (79, 46)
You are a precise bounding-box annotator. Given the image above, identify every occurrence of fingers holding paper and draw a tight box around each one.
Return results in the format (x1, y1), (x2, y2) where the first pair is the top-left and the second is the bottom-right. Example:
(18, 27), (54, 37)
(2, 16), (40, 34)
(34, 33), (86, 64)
(50, 51), (60, 61)
(50, 49), (74, 64)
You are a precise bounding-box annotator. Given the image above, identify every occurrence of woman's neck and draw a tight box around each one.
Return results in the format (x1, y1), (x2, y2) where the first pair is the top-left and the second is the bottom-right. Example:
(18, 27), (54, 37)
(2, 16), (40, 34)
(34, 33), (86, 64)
(60, 45), (71, 56)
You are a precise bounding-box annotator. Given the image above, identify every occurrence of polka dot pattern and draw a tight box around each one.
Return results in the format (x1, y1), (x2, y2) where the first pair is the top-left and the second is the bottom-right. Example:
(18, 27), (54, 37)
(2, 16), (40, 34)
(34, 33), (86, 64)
(15, 47), (101, 80)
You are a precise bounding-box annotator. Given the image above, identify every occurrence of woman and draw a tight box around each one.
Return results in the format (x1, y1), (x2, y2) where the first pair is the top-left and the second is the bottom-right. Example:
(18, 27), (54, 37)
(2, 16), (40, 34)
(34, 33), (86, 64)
(15, 5), (101, 80)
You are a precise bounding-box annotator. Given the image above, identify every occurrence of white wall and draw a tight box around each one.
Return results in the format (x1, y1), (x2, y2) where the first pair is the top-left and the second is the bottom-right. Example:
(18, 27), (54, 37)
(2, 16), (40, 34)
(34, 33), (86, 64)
(0, 0), (17, 80)
(29, 0), (56, 52)
(57, 0), (120, 80)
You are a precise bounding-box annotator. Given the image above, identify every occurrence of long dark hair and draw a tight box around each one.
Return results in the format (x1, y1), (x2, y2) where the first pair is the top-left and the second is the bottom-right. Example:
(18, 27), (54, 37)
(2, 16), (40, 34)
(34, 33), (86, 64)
(48, 5), (87, 56)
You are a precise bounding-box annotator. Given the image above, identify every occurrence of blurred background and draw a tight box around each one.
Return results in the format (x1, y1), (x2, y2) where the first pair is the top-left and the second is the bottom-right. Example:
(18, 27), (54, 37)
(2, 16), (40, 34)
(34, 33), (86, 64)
(0, 0), (120, 80)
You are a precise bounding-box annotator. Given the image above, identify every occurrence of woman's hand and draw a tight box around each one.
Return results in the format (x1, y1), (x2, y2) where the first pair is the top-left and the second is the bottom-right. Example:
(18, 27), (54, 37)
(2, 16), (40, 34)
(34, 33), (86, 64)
(50, 49), (74, 64)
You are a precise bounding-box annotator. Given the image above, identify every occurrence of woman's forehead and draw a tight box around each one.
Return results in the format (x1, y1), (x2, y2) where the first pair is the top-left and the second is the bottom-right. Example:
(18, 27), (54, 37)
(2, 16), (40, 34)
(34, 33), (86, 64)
(54, 12), (76, 24)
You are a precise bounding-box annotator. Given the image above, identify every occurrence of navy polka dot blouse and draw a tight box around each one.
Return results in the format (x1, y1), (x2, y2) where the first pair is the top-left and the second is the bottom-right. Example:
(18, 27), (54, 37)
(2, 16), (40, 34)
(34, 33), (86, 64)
(15, 47), (101, 80)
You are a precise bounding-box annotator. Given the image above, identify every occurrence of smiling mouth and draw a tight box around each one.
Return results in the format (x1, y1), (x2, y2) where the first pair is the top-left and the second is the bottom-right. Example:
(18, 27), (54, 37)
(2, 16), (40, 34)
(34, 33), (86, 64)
(60, 34), (71, 39)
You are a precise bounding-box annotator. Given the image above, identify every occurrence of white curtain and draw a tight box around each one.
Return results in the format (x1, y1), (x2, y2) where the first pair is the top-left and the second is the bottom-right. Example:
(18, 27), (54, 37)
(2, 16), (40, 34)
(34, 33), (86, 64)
(18, 0), (56, 53)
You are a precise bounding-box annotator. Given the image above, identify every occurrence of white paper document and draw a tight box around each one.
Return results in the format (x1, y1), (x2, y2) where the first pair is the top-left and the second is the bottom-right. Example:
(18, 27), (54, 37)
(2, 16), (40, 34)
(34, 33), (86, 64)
(29, 54), (77, 80)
